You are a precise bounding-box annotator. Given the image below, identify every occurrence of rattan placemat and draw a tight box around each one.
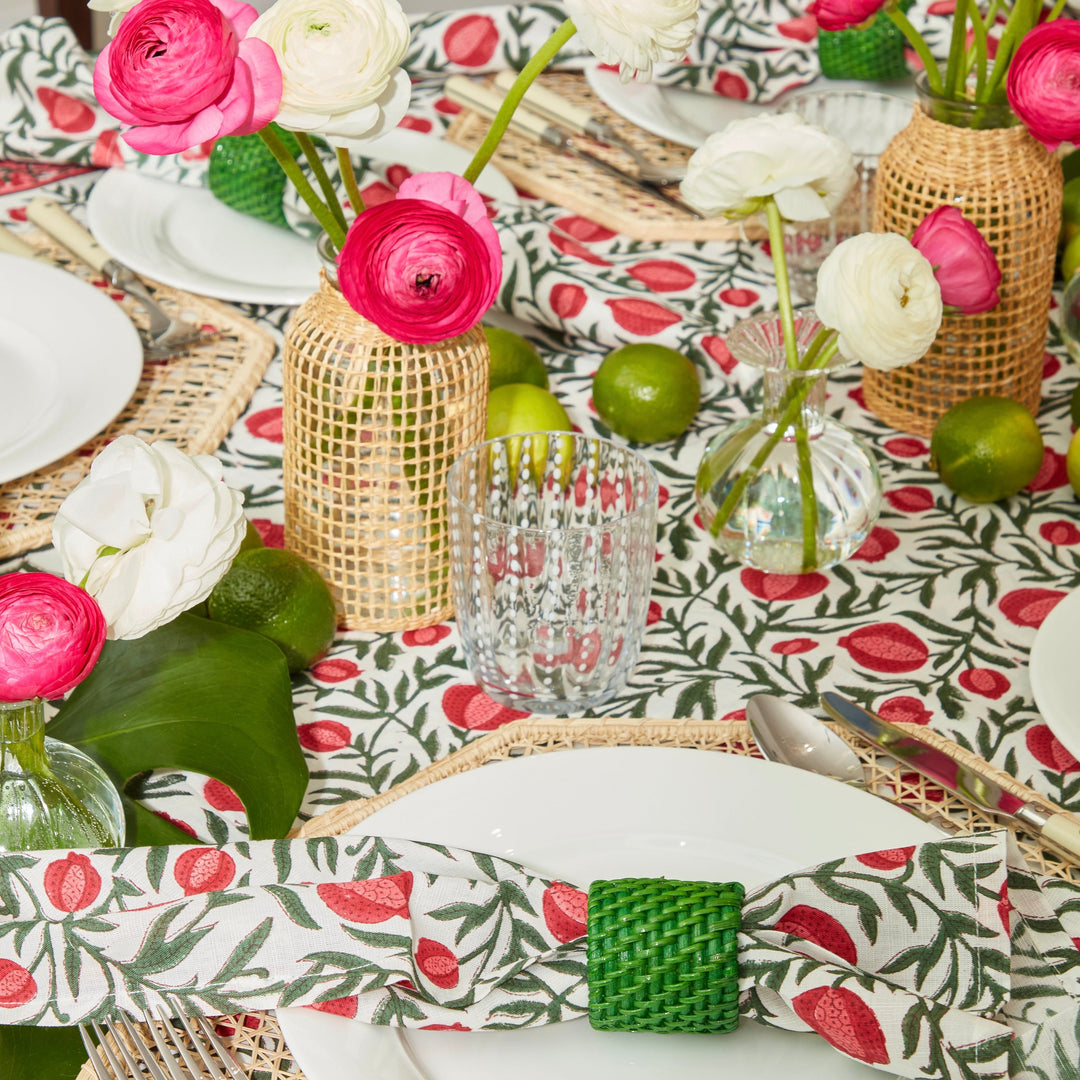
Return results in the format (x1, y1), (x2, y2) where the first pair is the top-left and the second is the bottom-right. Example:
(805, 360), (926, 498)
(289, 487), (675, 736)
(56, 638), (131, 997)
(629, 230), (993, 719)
(74, 714), (1080, 1080)
(0, 232), (275, 559)
(445, 73), (761, 243)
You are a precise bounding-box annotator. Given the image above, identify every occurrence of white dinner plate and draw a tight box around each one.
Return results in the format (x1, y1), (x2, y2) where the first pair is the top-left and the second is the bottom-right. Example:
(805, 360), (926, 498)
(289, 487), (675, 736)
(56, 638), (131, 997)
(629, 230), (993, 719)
(584, 66), (915, 148)
(0, 254), (142, 484)
(86, 132), (518, 307)
(279, 746), (941, 1080)
(1029, 587), (1080, 761)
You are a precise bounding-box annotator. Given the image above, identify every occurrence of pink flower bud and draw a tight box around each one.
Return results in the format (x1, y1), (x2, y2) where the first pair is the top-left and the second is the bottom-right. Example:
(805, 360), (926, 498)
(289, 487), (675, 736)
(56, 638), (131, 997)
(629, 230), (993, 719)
(808, 0), (886, 32)
(910, 206), (1002, 315)
(0, 573), (106, 702)
(1006, 18), (1080, 150)
(93, 0), (281, 155)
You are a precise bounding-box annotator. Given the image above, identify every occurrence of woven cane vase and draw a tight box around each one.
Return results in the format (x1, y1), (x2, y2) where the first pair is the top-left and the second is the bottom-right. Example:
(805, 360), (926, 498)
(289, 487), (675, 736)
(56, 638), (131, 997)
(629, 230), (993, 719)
(866, 73), (1063, 436)
(282, 238), (489, 631)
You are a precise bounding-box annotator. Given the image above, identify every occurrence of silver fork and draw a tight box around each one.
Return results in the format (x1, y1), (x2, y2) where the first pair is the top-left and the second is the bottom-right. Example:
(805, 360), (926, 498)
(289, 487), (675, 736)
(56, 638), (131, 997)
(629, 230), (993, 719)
(24, 200), (221, 360)
(80, 1010), (246, 1080)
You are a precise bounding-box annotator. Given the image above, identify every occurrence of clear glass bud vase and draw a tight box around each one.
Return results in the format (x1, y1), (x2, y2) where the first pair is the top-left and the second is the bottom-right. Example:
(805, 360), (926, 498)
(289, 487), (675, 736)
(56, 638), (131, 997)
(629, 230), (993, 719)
(0, 698), (124, 851)
(695, 311), (883, 574)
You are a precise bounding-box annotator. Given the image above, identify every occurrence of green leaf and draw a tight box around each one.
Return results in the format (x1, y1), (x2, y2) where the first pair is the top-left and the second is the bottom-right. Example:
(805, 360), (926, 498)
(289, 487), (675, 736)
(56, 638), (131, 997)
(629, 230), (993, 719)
(265, 884), (322, 930)
(0, 1026), (86, 1080)
(51, 614), (307, 845)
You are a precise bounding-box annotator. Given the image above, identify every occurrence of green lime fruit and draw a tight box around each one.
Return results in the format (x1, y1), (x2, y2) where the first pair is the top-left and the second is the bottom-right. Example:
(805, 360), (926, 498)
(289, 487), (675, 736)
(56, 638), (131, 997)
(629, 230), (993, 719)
(929, 396), (1044, 503)
(486, 383), (574, 487)
(1063, 231), (1080, 282)
(1067, 429), (1080, 497)
(238, 519), (265, 553)
(592, 344), (700, 444)
(1064, 147), (1080, 185)
(485, 326), (549, 390)
(207, 548), (337, 674)
(1062, 177), (1080, 247)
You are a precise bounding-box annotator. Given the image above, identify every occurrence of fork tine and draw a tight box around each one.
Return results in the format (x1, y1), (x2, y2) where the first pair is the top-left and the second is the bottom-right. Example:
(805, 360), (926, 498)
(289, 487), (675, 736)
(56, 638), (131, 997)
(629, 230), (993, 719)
(169, 1011), (227, 1080)
(79, 1024), (113, 1080)
(142, 1013), (200, 1080)
(153, 1008), (211, 1080)
(108, 1013), (172, 1080)
(91, 1019), (133, 1080)
(185, 1013), (248, 1080)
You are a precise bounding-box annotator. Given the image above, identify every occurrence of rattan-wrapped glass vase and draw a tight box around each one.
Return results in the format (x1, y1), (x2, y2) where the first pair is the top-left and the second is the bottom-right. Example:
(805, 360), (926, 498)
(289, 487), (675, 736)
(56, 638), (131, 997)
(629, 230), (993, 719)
(866, 71), (1063, 436)
(282, 237), (489, 631)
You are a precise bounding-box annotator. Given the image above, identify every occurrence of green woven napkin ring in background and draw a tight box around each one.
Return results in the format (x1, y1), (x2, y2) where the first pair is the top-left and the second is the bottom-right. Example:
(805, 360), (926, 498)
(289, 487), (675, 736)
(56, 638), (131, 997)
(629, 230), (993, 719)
(587, 877), (744, 1034)
(817, 2), (912, 82)
(207, 123), (304, 228)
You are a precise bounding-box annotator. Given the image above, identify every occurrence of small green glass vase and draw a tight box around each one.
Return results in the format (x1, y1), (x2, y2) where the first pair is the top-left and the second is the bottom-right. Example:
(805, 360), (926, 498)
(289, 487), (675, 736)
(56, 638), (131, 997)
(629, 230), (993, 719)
(0, 699), (124, 851)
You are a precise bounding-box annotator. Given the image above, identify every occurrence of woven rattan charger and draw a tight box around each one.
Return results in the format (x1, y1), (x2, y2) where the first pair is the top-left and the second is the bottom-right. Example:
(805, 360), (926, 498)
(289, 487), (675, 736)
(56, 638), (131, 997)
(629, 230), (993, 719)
(75, 715), (1080, 1080)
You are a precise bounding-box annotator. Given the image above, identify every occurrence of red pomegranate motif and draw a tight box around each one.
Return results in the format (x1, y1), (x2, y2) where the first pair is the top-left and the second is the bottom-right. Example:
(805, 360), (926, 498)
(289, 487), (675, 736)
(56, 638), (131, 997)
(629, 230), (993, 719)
(884, 486), (935, 513)
(856, 846), (915, 871)
(203, 778), (244, 812)
(627, 260), (696, 293)
(542, 882), (588, 943)
(792, 986), (889, 1065)
(604, 298), (680, 335)
(37, 87), (95, 132)
(1026, 725), (1080, 772)
(740, 569), (829, 602)
(251, 519), (284, 547)
(701, 335), (736, 374)
(775, 905), (857, 965)
(318, 872), (413, 923)
(442, 14), (499, 66)
(1027, 448), (1068, 491)
(718, 288), (759, 307)
(415, 938), (460, 989)
(173, 848), (236, 896)
(402, 625), (451, 648)
(550, 283), (586, 319)
(776, 15), (817, 40)
(311, 658), (361, 682)
(997, 879), (1012, 935)
(421, 1021), (471, 1030)
(306, 995), (358, 1018)
(297, 720), (352, 752)
(850, 527), (900, 563)
(91, 129), (125, 167)
(713, 71), (750, 98)
(550, 232), (611, 266)
(442, 685), (530, 730)
(999, 588), (1066, 628)
(771, 638), (817, 655)
(244, 407), (283, 443)
(882, 437), (926, 459)
(838, 623), (928, 673)
(1040, 520), (1080, 545)
(0, 960), (35, 1007)
(552, 217), (615, 243)
(43, 852), (101, 912)
(876, 696), (933, 726)
(957, 668), (1010, 700)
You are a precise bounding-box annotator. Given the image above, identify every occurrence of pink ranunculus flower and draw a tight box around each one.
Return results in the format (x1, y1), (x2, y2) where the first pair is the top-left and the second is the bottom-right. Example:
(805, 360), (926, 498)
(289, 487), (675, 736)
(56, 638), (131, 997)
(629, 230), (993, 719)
(808, 0), (887, 32)
(0, 573), (106, 702)
(910, 205), (1002, 314)
(336, 172), (501, 344)
(93, 0), (282, 155)
(1006, 18), (1080, 150)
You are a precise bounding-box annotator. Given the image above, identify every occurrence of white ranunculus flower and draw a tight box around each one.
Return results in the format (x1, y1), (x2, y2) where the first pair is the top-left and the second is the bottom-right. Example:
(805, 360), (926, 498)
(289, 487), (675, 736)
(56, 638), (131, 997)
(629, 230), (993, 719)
(564, 0), (700, 80)
(250, 0), (411, 148)
(87, 0), (137, 36)
(815, 232), (943, 370)
(52, 436), (246, 640)
(680, 113), (857, 222)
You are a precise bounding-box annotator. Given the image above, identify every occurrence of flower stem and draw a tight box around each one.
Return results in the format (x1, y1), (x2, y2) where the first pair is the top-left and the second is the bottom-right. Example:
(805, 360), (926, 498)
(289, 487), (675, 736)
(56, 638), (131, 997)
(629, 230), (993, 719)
(943, 0), (970, 98)
(795, 422), (817, 572)
(885, 4), (942, 95)
(296, 133), (348, 233)
(765, 199), (798, 370)
(258, 127), (347, 250)
(336, 147), (365, 216)
(462, 17), (578, 185)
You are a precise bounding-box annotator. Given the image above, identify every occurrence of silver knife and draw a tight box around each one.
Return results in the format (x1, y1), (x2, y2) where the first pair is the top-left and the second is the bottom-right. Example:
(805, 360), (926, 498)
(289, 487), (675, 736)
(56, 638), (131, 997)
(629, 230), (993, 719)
(444, 77), (702, 219)
(821, 691), (1080, 863)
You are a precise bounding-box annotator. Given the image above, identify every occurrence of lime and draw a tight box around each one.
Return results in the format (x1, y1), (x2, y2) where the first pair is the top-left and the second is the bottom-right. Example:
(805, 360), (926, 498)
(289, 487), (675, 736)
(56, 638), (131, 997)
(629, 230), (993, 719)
(239, 519), (265, 553)
(1063, 232), (1080, 282)
(929, 396), (1044, 503)
(592, 344), (700, 444)
(1064, 147), (1080, 185)
(207, 548), (337, 674)
(1067, 429), (1080, 496)
(1063, 177), (1080, 246)
(486, 383), (573, 487)
(485, 326), (549, 390)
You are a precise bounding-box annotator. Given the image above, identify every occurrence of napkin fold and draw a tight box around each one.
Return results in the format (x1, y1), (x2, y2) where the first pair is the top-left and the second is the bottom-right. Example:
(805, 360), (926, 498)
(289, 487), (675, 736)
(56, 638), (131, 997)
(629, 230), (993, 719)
(0, 828), (1076, 1078)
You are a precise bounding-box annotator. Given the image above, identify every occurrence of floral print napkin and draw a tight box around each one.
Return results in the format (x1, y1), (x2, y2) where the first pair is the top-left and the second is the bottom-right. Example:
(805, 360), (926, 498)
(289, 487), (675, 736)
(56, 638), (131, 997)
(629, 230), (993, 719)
(0, 828), (1077, 1078)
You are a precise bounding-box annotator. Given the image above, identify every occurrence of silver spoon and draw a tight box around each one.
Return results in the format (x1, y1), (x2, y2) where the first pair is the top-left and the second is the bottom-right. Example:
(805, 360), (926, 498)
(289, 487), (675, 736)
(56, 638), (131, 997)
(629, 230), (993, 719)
(746, 694), (867, 788)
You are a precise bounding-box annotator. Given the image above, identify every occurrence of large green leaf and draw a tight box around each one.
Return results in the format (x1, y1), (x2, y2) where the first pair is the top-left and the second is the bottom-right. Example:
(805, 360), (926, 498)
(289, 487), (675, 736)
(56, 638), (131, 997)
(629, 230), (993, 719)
(50, 612), (308, 845)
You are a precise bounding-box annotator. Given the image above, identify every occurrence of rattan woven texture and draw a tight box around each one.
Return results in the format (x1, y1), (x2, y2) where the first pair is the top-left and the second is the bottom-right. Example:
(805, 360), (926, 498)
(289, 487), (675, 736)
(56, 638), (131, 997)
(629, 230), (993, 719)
(867, 107), (1063, 436)
(445, 74), (763, 243)
(281, 272), (488, 631)
(587, 877), (743, 1033)
(0, 233), (275, 560)
(76, 716), (1080, 1080)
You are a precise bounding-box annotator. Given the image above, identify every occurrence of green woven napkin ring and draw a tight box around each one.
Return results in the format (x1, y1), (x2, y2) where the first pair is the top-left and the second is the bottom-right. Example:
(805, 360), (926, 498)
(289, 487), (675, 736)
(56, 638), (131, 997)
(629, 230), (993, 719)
(587, 877), (744, 1035)
(207, 123), (303, 228)
(817, 3), (912, 82)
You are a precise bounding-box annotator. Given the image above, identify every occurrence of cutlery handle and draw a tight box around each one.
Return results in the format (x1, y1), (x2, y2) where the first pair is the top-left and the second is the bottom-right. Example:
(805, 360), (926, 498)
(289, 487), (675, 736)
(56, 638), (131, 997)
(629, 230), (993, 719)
(444, 76), (554, 144)
(1039, 811), (1080, 862)
(0, 225), (41, 260)
(27, 199), (110, 274)
(492, 69), (595, 136)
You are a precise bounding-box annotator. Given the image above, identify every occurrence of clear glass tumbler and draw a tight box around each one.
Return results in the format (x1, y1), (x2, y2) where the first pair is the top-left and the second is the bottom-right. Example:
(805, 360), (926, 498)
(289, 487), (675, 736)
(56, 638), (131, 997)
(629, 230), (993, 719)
(448, 433), (658, 716)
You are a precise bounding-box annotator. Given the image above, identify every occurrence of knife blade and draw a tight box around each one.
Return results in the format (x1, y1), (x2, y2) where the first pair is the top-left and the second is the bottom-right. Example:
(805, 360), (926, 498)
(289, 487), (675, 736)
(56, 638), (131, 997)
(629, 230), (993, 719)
(444, 77), (702, 218)
(821, 691), (1080, 863)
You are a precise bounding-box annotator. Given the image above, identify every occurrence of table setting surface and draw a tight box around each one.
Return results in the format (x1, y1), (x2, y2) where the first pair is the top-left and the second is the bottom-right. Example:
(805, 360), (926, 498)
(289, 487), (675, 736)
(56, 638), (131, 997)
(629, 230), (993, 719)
(2, 3), (1080, 1077)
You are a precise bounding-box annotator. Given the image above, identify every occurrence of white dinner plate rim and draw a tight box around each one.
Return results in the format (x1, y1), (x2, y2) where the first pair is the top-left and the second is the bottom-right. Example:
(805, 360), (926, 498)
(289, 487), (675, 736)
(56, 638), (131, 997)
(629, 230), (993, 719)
(1029, 587), (1080, 761)
(0, 255), (142, 484)
(278, 744), (941, 1080)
